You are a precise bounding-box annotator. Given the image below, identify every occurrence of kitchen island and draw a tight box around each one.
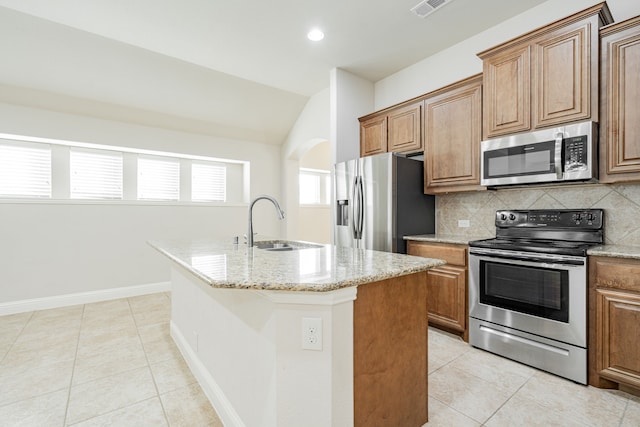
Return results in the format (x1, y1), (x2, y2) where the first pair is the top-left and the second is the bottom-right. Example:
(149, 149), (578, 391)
(149, 238), (444, 427)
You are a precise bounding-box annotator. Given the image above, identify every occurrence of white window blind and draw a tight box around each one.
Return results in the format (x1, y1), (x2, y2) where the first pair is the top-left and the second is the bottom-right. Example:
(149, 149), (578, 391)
(70, 149), (123, 199)
(0, 141), (51, 198)
(138, 157), (180, 200)
(299, 168), (330, 205)
(192, 162), (226, 202)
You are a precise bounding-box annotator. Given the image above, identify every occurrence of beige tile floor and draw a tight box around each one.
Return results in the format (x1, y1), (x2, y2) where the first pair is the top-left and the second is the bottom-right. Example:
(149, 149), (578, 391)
(0, 292), (222, 427)
(427, 328), (640, 426)
(1, 293), (639, 426)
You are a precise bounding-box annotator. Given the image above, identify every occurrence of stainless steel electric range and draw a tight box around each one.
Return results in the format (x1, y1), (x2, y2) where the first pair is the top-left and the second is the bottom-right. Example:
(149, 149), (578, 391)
(468, 209), (604, 384)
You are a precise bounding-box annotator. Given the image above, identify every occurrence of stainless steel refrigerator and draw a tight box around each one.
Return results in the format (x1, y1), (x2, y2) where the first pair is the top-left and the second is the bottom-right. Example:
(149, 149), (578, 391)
(333, 152), (435, 253)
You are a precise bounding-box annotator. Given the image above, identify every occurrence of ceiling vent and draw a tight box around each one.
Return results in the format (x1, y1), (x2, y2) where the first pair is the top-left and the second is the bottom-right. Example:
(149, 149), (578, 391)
(410, 0), (452, 18)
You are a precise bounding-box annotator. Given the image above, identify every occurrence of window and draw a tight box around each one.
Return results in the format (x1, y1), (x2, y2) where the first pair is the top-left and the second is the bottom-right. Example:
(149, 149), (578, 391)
(137, 156), (180, 200)
(192, 162), (226, 202)
(0, 140), (51, 198)
(0, 133), (247, 204)
(299, 168), (330, 205)
(70, 148), (123, 199)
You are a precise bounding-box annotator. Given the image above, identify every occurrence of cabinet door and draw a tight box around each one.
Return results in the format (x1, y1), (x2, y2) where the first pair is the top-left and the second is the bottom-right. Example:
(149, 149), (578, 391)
(482, 45), (531, 139)
(360, 115), (387, 157)
(424, 76), (483, 194)
(599, 17), (640, 183)
(426, 266), (467, 333)
(595, 288), (640, 389)
(532, 23), (591, 128)
(387, 102), (422, 154)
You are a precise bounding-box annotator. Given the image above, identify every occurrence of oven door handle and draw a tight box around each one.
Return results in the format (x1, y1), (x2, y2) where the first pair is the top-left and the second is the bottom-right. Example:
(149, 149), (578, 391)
(470, 252), (585, 266)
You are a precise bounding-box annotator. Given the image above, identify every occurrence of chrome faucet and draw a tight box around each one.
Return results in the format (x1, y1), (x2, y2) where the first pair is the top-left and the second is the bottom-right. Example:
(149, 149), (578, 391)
(247, 195), (285, 247)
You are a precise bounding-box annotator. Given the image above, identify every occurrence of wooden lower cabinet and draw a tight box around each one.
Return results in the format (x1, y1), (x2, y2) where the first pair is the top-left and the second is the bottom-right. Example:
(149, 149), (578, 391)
(407, 241), (468, 341)
(354, 272), (428, 426)
(589, 256), (640, 393)
(426, 265), (467, 335)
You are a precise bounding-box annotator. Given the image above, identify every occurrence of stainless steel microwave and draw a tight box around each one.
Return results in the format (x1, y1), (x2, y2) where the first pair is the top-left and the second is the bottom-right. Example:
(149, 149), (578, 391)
(480, 121), (597, 187)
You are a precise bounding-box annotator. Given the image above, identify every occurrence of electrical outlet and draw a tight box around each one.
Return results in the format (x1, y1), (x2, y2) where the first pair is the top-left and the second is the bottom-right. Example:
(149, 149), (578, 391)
(301, 317), (322, 351)
(458, 219), (470, 228)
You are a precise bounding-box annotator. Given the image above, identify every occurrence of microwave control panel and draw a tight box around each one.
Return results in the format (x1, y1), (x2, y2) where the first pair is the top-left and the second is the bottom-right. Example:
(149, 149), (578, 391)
(564, 135), (588, 170)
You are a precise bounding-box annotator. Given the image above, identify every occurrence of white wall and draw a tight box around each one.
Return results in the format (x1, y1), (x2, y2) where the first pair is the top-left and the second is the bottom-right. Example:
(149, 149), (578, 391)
(374, 0), (640, 110)
(330, 68), (374, 165)
(281, 89), (331, 242)
(0, 102), (283, 306)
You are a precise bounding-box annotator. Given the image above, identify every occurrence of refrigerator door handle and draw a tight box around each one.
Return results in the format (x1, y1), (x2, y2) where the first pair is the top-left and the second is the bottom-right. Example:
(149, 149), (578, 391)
(353, 176), (364, 240)
(351, 176), (359, 240)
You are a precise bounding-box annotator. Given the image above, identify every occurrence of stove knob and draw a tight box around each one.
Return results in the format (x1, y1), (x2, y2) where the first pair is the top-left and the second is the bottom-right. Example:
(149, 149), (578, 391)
(509, 214), (516, 221)
(500, 213), (507, 221)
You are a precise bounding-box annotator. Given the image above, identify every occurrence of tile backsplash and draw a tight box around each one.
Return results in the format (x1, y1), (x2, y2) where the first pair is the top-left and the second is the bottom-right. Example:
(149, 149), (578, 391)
(436, 183), (640, 246)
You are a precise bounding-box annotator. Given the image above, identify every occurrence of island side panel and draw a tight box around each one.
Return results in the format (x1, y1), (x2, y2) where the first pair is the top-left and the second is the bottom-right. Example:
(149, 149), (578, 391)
(353, 271), (428, 427)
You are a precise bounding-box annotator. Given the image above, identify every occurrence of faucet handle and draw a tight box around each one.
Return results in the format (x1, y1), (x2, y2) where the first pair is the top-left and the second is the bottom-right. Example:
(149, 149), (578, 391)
(243, 233), (257, 242)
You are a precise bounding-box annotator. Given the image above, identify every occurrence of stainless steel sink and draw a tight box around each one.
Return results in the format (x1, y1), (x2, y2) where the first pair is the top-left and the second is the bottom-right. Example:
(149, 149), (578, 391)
(254, 240), (322, 251)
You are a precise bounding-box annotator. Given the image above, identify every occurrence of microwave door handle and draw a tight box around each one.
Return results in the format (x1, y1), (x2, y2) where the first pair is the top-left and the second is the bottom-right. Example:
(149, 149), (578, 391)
(555, 132), (563, 179)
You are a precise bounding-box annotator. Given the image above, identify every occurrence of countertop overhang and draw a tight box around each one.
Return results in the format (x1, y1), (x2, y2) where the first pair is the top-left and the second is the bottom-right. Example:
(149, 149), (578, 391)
(149, 238), (445, 292)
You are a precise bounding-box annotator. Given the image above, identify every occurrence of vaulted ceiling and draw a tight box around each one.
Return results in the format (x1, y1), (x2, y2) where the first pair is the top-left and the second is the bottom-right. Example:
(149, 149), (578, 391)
(0, 0), (548, 144)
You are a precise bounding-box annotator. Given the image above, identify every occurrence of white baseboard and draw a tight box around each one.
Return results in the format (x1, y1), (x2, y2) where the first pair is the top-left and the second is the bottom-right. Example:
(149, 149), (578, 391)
(170, 321), (246, 427)
(0, 281), (171, 316)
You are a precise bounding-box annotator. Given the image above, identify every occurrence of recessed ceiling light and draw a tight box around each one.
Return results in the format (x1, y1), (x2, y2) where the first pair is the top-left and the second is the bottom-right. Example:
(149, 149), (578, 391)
(307, 29), (324, 41)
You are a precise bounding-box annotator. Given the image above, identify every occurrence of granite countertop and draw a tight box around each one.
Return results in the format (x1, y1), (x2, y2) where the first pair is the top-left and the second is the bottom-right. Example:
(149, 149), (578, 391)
(588, 244), (640, 260)
(404, 233), (494, 245)
(148, 238), (445, 292)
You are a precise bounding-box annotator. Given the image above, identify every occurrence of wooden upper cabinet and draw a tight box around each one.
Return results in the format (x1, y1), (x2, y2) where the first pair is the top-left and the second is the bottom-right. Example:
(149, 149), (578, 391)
(599, 16), (640, 183)
(359, 101), (422, 157)
(424, 75), (483, 194)
(359, 115), (387, 156)
(478, 2), (613, 139)
(533, 23), (592, 128)
(483, 45), (530, 137)
(388, 102), (422, 153)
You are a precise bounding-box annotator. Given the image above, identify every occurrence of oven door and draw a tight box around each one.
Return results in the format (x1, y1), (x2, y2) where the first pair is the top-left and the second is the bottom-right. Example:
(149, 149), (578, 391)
(469, 248), (587, 347)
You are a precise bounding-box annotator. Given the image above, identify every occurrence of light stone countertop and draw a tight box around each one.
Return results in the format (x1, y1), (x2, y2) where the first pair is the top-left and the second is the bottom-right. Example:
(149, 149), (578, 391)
(149, 238), (445, 292)
(588, 244), (640, 260)
(404, 233), (494, 245)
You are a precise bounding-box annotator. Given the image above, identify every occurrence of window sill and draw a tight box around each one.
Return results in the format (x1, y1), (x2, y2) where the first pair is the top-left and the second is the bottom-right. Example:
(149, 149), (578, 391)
(0, 198), (248, 207)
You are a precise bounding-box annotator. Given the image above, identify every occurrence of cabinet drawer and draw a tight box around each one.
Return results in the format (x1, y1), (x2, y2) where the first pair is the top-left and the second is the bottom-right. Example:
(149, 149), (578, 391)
(407, 242), (467, 266)
(591, 256), (640, 292)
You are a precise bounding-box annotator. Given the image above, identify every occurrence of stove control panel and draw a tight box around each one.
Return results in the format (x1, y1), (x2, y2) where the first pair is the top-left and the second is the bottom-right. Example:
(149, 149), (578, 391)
(495, 209), (603, 229)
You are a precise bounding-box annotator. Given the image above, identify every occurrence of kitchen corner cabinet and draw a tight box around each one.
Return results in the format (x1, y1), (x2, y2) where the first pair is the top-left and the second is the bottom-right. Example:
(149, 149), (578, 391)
(478, 3), (613, 139)
(407, 241), (468, 341)
(589, 256), (640, 393)
(423, 74), (483, 194)
(599, 16), (640, 183)
(359, 101), (422, 157)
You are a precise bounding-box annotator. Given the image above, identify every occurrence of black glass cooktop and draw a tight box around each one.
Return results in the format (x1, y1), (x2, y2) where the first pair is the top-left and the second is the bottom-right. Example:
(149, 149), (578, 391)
(468, 237), (597, 257)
